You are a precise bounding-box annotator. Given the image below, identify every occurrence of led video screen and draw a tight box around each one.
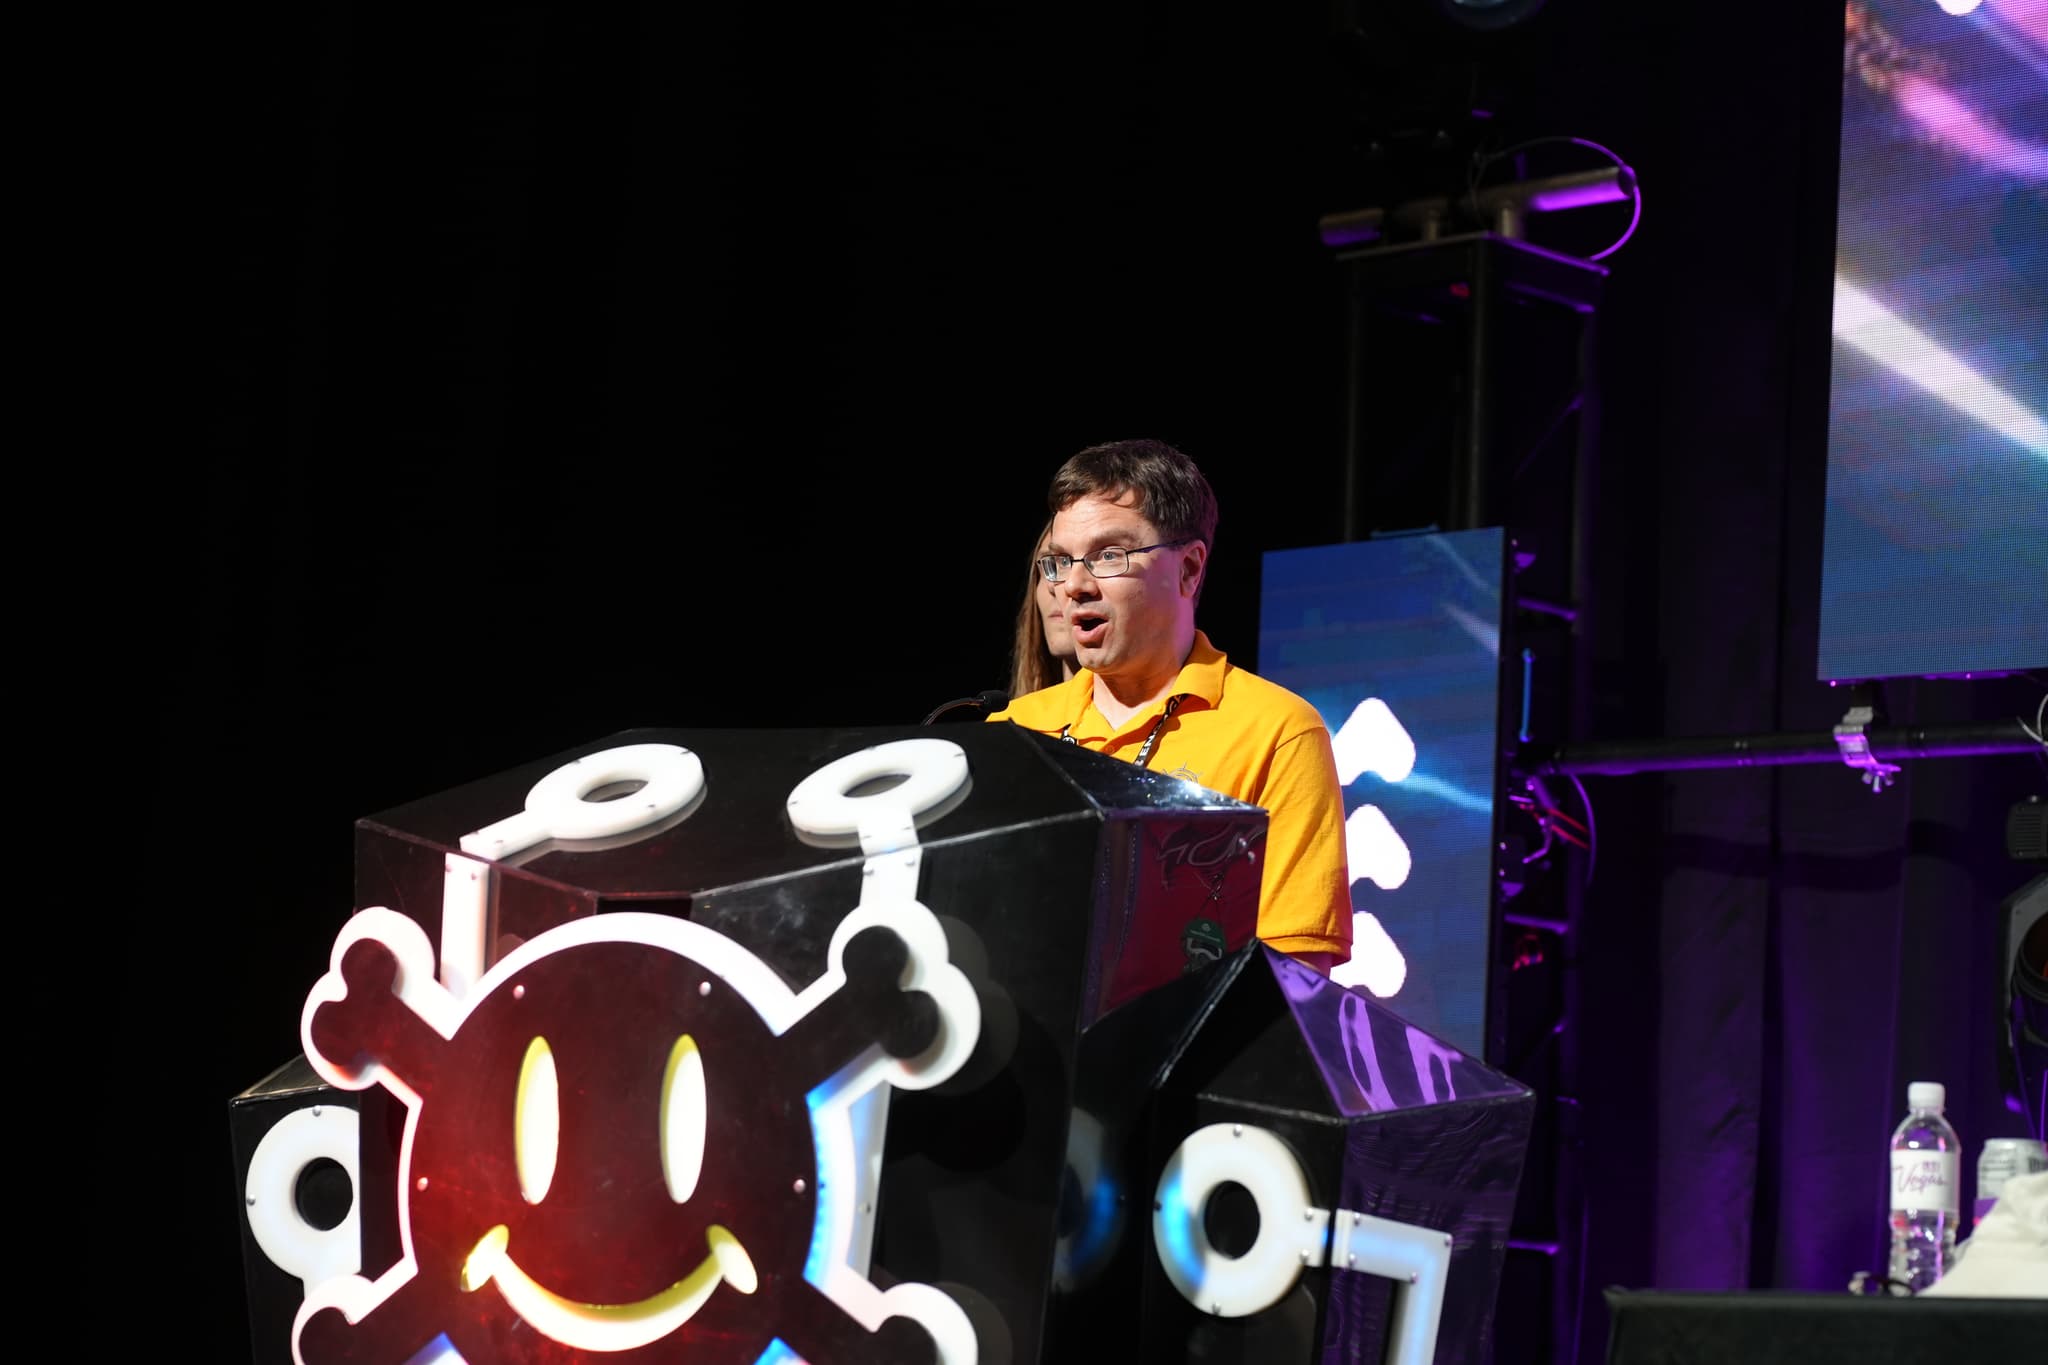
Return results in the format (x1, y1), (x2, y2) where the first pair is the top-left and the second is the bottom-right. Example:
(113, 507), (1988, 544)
(1258, 528), (1504, 1057)
(1821, 0), (2048, 681)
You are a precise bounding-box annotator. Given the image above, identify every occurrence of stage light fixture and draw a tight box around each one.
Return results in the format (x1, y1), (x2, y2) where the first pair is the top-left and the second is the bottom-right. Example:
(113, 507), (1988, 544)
(1319, 163), (1635, 249)
(1320, 4), (1596, 260)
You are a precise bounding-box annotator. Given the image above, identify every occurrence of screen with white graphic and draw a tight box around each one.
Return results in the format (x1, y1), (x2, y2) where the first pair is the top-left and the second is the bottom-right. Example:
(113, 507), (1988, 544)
(1258, 528), (1504, 1056)
(1821, 0), (2048, 681)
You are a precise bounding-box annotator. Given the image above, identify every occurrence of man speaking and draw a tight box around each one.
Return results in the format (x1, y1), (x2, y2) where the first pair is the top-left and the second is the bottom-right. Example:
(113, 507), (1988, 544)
(989, 439), (1352, 972)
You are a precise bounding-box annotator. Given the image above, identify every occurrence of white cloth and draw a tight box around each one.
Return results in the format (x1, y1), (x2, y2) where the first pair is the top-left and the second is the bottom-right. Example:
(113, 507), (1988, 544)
(1919, 1169), (2048, 1298)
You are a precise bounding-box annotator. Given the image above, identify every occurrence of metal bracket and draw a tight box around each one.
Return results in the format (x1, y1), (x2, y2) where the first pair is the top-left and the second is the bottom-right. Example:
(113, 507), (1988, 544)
(1328, 1208), (1453, 1365)
(1832, 705), (1901, 793)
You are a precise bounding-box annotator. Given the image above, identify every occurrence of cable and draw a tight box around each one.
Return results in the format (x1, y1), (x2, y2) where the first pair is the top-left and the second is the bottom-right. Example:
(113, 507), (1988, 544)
(1540, 806), (1589, 835)
(1565, 771), (1598, 889)
(1520, 647), (1535, 743)
(2022, 696), (2047, 784)
(1465, 133), (1642, 261)
(1508, 793), (1556, 865)
(2018, 691), (2047, 747)
(1511, 791), (1591, 858)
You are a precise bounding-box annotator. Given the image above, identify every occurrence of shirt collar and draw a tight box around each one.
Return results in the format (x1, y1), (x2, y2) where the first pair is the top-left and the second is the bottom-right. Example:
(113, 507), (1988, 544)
(1062, 630), (1229, 740)
(1172, 629), (1228, 706)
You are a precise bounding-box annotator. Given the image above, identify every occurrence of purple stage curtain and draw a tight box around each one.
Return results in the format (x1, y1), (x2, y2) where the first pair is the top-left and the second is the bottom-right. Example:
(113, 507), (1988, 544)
(1560, 6), (2044, 1339)
(1568, 145), (2042, 1358)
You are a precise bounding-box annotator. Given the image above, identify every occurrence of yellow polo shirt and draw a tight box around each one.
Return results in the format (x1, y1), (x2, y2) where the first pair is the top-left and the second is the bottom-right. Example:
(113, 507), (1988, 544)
(988, 631), (1351, 962)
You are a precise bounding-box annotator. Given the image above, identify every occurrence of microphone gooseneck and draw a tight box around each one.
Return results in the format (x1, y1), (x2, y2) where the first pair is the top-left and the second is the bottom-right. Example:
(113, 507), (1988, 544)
(922, 690), (1011, 725)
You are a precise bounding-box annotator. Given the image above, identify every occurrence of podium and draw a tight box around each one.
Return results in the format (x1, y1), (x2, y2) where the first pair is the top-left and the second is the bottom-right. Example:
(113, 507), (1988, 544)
(231, 725), (1532, 1364)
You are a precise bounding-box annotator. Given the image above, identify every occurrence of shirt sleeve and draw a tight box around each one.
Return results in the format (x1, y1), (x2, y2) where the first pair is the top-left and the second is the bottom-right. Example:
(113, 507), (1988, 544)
(1252, 727), (1353, 963)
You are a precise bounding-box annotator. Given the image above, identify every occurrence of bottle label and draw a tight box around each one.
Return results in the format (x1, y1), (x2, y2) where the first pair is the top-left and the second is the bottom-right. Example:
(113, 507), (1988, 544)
(1890, 1150), (1959, 1213)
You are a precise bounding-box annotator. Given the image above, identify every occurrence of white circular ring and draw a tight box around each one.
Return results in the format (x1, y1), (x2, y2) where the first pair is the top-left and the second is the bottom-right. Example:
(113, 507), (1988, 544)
(1152, 1122), (1318, 1318)
(784, 739), (969, 839)
(245, 1104), (362, 1295)
(524, 743), (705, 842)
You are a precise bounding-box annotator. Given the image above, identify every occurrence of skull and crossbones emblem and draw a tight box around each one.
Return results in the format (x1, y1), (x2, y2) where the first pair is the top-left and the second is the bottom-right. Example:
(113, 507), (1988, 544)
(292, 902), (979, 1364)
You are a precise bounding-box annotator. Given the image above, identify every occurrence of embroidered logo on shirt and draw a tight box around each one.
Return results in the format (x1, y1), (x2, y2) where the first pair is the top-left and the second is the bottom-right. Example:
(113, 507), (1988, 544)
(1180, 917), (1227, 973)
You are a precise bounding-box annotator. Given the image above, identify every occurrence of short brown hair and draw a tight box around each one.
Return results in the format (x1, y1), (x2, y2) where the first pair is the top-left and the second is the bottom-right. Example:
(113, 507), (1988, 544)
(1047, 438), (1219, 549)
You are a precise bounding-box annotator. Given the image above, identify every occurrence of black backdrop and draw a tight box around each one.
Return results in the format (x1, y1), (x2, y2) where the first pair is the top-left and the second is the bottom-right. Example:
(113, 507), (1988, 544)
(146, 3), (2045, 1359)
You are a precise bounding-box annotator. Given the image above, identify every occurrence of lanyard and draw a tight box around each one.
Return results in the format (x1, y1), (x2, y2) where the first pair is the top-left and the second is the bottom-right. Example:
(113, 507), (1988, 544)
(1062, 694), (1187, 770)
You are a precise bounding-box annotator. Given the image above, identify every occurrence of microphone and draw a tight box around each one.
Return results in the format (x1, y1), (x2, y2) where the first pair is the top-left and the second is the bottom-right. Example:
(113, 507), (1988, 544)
(922, 690), (1011, 725)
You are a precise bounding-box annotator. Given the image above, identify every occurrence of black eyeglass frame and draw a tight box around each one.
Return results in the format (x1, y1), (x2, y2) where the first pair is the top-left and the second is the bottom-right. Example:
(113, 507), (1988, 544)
(1037, 539), (1194, 584)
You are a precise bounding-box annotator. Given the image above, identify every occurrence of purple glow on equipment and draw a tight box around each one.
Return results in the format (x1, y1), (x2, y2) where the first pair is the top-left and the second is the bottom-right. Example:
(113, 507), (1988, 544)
(1525, 179), (1631, 213)
(1534, 720), (2041, 776)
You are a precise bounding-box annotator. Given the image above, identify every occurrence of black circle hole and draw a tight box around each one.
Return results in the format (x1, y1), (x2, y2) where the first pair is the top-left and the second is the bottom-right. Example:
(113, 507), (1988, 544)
(844, 772), (910, 798)
(294, 1156), (354, 1232)
(584, 779), (647, 802)
(1203, 1180), (1261, 1260)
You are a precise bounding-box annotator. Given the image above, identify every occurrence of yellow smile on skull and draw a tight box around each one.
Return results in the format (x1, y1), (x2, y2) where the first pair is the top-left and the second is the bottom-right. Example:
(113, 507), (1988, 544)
(461, 1223), (758, 1351)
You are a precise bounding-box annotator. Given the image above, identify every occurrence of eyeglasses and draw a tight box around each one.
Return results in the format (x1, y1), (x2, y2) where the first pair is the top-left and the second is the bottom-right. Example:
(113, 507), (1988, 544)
(1038, 540), (1192, 584)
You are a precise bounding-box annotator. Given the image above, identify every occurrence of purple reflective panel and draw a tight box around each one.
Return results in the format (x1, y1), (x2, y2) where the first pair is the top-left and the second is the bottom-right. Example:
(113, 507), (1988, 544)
(1266, 950), (1528, 1117)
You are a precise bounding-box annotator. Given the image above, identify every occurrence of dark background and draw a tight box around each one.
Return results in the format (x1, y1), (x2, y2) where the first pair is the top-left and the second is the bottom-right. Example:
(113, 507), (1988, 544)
(146, 2), (2045, 1359)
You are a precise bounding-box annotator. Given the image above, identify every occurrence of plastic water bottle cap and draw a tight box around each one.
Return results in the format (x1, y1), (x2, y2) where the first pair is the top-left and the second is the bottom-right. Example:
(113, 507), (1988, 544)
(1907, 1081), (1945, 1111)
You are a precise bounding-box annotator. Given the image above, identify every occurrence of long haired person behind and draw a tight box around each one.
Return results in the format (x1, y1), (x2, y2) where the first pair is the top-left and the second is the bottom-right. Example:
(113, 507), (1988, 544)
(1009, 520), (1076, 697)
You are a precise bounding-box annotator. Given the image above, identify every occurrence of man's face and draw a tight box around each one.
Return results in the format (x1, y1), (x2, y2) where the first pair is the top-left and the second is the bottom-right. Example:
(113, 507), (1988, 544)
(1048, 490), (1202, 685)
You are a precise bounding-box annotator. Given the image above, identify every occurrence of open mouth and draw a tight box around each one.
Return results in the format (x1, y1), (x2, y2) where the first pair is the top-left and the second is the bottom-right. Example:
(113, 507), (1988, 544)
(462, 1223), (757, 1351)
(1071, 612), (1109, 646)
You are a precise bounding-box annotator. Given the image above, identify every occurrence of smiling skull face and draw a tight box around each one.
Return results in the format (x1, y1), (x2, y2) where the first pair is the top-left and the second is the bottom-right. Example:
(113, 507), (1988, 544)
(433, 938), (806, 1350)
(293, 908), (968, 1365)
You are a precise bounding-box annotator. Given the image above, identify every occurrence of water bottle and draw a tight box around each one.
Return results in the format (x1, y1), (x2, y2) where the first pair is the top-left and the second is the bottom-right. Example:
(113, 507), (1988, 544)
(1887, 1081), (1960, 1292)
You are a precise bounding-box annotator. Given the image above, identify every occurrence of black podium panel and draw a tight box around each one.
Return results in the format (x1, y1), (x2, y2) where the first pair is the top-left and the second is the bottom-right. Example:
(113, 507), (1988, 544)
(355, 725), (1256, 1022)
(339, 723), (1266, 1363)
(1134, 948), (1535, 1365)
(1604, 1290), (2048, 1364)
(230, 1056), (365, 1365)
